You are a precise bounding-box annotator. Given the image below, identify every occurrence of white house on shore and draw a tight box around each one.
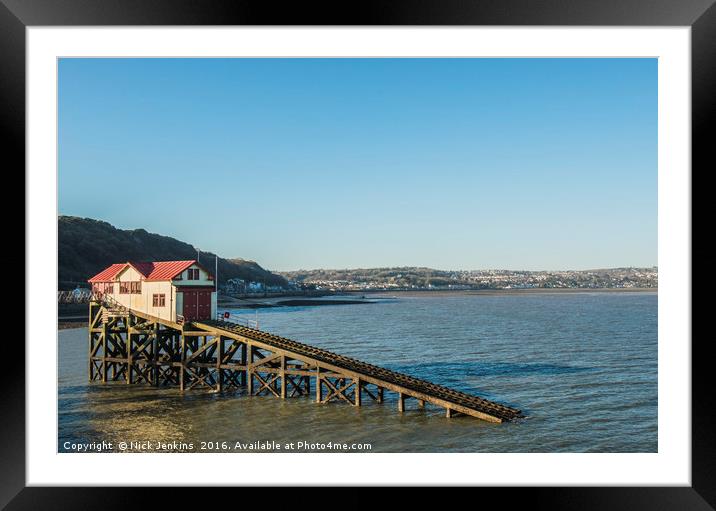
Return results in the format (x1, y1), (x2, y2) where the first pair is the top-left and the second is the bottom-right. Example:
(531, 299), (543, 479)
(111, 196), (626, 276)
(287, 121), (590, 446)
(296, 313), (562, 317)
(88, 260), (217, 322)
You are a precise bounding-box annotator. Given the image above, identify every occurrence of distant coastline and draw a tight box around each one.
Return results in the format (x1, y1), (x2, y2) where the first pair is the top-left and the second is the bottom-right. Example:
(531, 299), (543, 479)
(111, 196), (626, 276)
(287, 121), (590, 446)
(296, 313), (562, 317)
(279, 267), (657, 293)
(352, 287), (657, 297)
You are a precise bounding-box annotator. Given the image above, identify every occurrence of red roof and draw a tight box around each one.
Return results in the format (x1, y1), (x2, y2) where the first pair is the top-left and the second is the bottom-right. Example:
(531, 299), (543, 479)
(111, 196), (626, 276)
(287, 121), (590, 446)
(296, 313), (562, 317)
(88, 260), (209, 283)
(88, 263), (129, 283)
(133, 260), (198, 281)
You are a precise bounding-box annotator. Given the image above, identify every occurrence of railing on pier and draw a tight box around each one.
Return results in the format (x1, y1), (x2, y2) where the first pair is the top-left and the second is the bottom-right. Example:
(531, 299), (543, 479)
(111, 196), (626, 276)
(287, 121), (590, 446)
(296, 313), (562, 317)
(58, 288), (93, 304)
(217, 311), (259, 329)
(92, 292), (126, 311)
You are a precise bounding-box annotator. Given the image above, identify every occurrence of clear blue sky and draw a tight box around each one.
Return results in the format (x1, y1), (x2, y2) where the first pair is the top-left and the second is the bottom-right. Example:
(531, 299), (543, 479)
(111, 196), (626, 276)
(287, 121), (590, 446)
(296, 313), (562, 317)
(59, 58), (657, 271)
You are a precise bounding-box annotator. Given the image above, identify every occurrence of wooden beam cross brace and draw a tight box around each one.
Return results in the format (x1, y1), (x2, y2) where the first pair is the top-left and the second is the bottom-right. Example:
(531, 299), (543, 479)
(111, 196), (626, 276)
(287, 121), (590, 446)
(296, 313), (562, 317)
(321, 378), (356, 405)
(221, 341), (242, 364)
(221, 369), (242, 388)
(250, 352), (282, 369)
(184, 337), (218, 364)
(132, 362), (154, 384)
(252, 372), (281, 398)
(158, 366), (179, 385)
(184, 366), (217, 390)
(285, 374), (309, 397)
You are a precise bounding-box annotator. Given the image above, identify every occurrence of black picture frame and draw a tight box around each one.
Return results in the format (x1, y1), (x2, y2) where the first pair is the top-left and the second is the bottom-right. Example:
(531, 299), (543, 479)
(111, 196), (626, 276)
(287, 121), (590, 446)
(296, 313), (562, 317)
(3, 0), (710, 507)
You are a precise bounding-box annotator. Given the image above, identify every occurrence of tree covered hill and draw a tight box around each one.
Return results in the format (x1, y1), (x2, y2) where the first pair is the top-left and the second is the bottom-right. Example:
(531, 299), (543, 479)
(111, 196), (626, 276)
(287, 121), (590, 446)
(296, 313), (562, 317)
(58, 216), (287, 290)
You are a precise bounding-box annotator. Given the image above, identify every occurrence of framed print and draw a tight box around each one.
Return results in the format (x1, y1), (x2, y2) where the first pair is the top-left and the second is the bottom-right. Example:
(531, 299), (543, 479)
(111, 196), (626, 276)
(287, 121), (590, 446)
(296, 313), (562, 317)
(4, 0), (712, 506)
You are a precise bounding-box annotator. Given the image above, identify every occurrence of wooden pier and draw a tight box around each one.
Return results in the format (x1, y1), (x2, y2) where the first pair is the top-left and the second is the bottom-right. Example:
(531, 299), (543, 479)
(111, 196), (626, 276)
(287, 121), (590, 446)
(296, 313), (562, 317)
(88, 300), (522, 423)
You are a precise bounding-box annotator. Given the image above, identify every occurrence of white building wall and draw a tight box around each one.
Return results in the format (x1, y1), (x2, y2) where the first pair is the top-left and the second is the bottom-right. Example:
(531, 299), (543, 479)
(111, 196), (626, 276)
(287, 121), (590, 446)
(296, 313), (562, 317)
(112, 266), (143, 310)
(102, 266), (176, 322)
(173, 264), (215, 287)
(142, 281), (175, 322)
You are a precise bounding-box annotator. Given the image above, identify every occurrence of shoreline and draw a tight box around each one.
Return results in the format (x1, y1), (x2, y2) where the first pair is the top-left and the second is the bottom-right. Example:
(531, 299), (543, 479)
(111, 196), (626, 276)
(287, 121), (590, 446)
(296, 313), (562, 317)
(219, 286), (656, 303)
(350, 287), (657, 298)
(275, 299), (373, 307)
(216, 287), (656, 309)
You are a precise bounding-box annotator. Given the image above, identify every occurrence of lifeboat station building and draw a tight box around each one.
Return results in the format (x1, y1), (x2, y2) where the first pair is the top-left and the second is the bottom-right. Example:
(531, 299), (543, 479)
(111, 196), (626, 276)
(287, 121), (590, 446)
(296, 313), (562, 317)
(88, 260), (217, 322)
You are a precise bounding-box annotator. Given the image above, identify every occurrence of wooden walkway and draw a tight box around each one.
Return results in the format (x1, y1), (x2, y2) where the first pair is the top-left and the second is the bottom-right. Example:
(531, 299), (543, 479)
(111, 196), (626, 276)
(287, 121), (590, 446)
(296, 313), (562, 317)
(88, 302), (522, 423)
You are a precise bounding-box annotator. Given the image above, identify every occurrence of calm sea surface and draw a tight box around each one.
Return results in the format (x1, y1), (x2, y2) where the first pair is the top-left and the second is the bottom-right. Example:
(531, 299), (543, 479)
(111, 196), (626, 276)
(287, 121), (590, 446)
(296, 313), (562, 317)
(59, 291), (657, 453)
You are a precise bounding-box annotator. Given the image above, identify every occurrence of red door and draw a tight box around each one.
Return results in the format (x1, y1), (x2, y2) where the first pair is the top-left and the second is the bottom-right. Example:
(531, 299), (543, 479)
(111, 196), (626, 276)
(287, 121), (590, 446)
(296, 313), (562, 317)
(197, 290), (211, 320)
(182, 290), (212, 321)
(183, 291), (198, 321)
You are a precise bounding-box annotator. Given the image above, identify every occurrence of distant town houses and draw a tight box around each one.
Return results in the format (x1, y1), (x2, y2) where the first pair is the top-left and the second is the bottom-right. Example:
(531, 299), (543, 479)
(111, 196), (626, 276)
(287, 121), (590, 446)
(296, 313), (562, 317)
(222, 277), (294, 295)
(219, 267), (658, 295)
(277, 267), (658, 292)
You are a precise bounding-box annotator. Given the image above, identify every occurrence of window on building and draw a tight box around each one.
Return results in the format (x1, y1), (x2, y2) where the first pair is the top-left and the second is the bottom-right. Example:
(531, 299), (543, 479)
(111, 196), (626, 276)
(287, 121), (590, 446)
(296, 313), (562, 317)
(187, 268), (200, 280)
(121, 281), (141, 294)
(152, 294), (166, 307)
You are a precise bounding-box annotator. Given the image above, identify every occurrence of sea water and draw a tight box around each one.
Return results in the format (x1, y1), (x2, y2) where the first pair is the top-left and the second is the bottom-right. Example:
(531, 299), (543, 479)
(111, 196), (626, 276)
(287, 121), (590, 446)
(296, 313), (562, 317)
(58, 291), (657, 453)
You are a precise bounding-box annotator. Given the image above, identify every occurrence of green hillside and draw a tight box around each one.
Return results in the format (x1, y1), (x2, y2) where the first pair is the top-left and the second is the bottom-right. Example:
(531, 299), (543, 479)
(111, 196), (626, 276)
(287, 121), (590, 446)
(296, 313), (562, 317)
(58, 216), (287, 290)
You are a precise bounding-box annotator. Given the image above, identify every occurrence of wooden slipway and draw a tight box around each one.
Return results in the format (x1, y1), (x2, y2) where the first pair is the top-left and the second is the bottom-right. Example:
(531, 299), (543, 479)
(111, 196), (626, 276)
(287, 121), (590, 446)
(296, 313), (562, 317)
(88, 301), (522, 423)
